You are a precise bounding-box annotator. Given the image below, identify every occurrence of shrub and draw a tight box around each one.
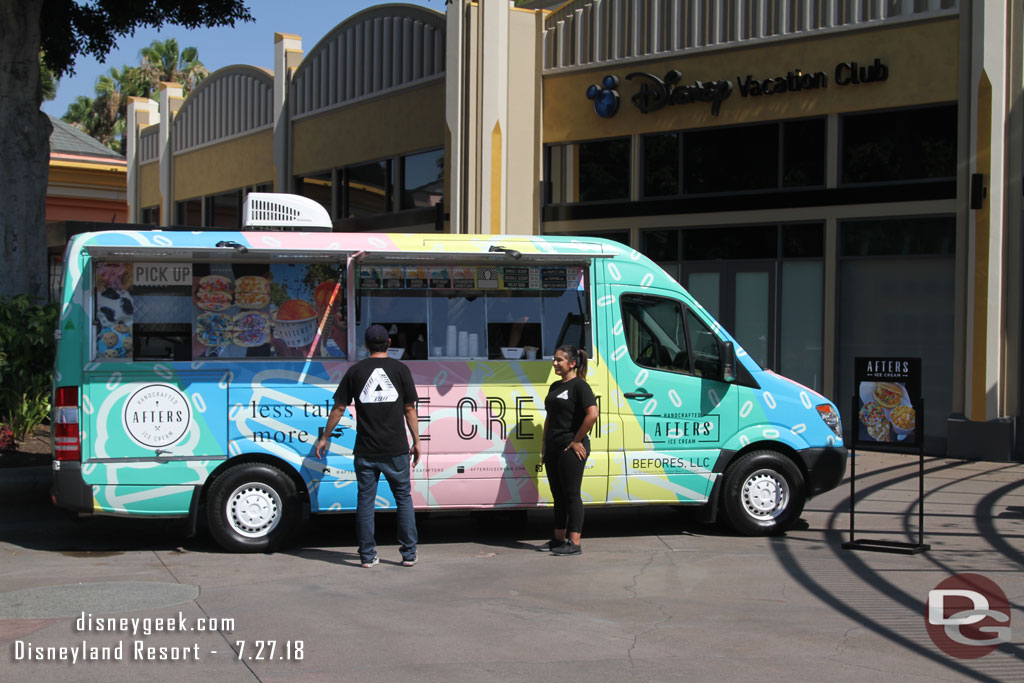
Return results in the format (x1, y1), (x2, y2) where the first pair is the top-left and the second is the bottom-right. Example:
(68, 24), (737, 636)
(0, 295), (59, 442)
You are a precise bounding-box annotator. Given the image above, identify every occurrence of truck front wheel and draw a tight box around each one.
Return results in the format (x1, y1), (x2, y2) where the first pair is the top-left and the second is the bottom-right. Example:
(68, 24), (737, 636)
(721, 450), (805, 536)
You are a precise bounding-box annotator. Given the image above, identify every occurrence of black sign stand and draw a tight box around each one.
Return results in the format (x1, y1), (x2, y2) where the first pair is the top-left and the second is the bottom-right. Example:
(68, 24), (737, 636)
(842, 358), (930, 555)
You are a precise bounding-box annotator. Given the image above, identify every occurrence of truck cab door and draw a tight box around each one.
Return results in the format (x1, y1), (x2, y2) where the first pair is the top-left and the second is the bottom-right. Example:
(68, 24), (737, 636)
(606, 288), (737, 503)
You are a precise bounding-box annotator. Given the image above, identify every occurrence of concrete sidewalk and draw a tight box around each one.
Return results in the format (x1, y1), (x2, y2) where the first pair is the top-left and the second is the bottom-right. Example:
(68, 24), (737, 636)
(0, 452), (1022, 682)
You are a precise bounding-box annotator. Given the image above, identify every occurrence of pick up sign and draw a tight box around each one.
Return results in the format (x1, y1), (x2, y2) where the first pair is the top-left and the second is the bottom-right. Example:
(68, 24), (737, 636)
(134, 263), (192, 286)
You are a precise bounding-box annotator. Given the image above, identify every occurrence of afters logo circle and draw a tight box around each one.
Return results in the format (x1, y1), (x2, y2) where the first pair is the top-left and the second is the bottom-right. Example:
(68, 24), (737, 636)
(123, 384), (192, 448)
(926, 573), (1011, 659)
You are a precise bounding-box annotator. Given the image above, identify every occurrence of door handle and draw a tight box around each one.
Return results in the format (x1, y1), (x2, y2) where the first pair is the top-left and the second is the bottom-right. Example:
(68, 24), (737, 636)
(155, 449), (173, 456)
(624, 389), (653, 400)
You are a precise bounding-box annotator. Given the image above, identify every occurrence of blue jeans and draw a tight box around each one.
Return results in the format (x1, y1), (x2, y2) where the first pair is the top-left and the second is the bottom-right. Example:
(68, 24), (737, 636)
(354, 453), (417, 563)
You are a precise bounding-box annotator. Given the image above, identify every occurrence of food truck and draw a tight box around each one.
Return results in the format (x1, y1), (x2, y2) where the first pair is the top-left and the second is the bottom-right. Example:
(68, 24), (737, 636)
(51, 194), (846, 552)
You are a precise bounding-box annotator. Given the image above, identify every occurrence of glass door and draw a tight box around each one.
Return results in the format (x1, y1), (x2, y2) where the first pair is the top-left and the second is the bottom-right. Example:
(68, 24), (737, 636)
(682, 262), (777, 371)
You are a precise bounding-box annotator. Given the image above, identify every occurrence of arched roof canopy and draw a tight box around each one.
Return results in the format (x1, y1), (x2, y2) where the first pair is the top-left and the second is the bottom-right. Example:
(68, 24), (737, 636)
(290, 3), (445, 119)
(173, 65), (274, 153)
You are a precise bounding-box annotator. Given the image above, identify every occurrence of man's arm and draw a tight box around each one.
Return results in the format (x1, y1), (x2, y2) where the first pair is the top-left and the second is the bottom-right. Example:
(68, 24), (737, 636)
(404, 402), (421, 466)
(314, 402), (347, 459)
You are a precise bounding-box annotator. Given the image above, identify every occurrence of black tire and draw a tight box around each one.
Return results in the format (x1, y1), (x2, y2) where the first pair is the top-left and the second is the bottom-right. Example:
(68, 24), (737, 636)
(206, 463), (301, 553)
(721, 450), (805, 536)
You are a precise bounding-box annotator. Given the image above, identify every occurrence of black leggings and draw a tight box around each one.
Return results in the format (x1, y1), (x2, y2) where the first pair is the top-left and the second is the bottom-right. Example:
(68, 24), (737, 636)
(545, 443), (589, 533)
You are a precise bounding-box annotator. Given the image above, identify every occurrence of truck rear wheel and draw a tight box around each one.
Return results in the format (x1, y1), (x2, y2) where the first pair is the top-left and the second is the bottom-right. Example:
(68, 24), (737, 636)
(721, 450), (805, 536)
(207, 463), (300, 552)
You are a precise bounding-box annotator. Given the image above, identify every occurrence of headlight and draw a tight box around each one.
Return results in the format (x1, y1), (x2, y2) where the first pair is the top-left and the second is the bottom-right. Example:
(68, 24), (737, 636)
(815, 404), (842, 438)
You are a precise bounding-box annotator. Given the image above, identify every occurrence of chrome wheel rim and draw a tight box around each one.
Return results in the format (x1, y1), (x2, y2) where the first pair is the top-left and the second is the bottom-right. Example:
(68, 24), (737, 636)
(226, 482), (282, 538)
(740, 468), (790, 521)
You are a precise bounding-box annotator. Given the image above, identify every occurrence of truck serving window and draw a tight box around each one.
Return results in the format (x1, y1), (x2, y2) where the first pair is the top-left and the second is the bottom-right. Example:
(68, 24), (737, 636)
(92, 261), (347, 361)
(355, 263), (588, 360)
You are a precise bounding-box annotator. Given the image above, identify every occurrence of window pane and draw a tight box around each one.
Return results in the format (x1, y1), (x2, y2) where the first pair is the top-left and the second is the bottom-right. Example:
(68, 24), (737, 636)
(841, 216), (955, 257)
(296, 172), (333, 217)
(686, 273), (720, 319)
(841, 104), (956, 184)
(347, 160), (391, 217)
(780, 261), (823, 392)
(543, 288), (589, 357)
(176, 199), (202, 227)
(401, 148), (444, 210)
(485, 291), (543, 359)
(782, 223), (824, 258)
(207, 190), (241, 228)
(643, 133), (679, 197)
(578, 138), (630, 201)
(643, 229), (679, 262)
(684, 123), (779, 193)
(682, 226), (778, 260)
(734, 272), (770, 368)
(545, 144), (569, 204)
(620, 295), (691, 373)
(429, 292), (485, 358)
(838, 256), (955, 445)
(782, 118), (825, 187)
(359, 289), (429, 360)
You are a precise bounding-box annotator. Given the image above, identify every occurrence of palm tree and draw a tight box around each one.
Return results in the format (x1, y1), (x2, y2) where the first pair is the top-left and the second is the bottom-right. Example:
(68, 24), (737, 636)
(139, 38), (209, 94)
(63, 65), (149, 153)
(62, 95), (98, 135)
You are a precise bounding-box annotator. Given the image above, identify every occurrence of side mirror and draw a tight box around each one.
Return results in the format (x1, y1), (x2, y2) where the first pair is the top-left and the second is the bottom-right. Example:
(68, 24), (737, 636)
(720, 340), (736, 383)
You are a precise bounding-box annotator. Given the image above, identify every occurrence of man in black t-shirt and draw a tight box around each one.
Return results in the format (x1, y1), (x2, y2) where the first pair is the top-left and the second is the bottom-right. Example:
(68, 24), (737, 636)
(315, 325), (420, 568)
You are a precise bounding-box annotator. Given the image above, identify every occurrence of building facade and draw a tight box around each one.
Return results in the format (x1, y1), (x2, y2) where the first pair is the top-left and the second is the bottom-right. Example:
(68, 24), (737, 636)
(125, 1), (1023, 458)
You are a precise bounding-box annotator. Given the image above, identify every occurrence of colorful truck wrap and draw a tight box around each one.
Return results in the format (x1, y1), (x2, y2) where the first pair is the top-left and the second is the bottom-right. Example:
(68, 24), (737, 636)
(52, 228), (846, 552)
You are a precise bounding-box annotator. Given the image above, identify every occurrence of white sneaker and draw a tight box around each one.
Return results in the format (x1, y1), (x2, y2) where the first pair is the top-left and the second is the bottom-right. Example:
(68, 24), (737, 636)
(361, 557), (379, 568)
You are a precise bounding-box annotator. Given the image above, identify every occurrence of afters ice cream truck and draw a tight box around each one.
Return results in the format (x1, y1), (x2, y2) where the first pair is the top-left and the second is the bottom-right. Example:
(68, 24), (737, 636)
(51, 194), (846, 552)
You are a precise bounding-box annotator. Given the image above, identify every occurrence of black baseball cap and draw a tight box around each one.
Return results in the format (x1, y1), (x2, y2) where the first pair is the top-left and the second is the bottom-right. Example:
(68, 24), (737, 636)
(365, 324), (389, 345)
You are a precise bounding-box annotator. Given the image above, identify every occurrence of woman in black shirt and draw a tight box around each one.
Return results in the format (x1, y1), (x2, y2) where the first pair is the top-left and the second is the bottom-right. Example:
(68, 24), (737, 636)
(540, 345), (598, 556)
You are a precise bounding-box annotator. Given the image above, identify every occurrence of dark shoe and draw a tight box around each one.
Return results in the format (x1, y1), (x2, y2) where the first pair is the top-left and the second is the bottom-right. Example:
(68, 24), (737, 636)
(551, 541), (582, 556)
(537, 539), (565, 552)
(401, 556), (417, 567)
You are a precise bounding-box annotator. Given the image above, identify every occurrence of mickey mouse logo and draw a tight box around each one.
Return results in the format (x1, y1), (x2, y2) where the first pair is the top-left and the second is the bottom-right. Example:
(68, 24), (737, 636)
(586, 75), (620, 118)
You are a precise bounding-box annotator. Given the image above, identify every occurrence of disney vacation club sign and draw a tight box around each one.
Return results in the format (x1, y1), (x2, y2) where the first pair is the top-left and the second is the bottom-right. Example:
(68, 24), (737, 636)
(585, 58), (889, 118)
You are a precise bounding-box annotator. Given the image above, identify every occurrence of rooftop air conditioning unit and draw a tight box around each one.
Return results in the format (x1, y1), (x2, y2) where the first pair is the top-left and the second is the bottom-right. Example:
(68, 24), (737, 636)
(242, 193), (333, 231)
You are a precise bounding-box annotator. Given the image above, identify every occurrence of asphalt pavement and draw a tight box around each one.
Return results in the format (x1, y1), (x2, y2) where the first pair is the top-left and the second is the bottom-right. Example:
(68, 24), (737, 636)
(0, 453), (1022, 682)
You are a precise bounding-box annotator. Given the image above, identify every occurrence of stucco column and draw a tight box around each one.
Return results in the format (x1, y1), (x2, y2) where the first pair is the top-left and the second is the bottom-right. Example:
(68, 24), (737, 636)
(964, 0), (1010, 421)
(445, 1), (541, 235)
(126, 97), (158, 223)
(158, 82), (183, 226)
(274, 32), (303, 194)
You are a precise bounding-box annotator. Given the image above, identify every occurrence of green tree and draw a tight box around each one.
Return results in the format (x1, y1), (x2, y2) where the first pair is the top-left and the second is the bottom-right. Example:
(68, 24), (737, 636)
(63, 65), (150, 152)
(62, 39), (207, 154)
(0, 0), (252, 301)
(140, 37), (209, 93)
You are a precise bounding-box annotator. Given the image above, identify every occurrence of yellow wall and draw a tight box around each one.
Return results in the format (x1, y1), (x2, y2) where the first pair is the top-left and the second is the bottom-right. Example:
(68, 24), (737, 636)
(139, 161), (159, 208)
(292, 80), (445, 175)
(48, 163), (126, 192)
(543, 18), (959, 142)
(173, 129), (274, 200)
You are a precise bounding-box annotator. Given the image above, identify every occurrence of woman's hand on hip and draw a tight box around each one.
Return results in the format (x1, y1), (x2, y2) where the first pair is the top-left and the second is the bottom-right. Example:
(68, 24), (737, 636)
(569, 441), (586, 460)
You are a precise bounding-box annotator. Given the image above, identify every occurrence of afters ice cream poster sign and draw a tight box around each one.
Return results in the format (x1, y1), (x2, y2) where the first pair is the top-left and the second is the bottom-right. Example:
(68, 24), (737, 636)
(854, 357), (922, 451)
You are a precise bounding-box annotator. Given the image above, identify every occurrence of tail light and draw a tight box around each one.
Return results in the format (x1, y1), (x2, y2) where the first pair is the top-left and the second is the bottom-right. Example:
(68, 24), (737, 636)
(54, 386), (81, 462)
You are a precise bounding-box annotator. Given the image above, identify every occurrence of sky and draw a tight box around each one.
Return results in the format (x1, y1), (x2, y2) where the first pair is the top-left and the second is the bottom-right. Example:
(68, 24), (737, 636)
(42, 0), (439, 119)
